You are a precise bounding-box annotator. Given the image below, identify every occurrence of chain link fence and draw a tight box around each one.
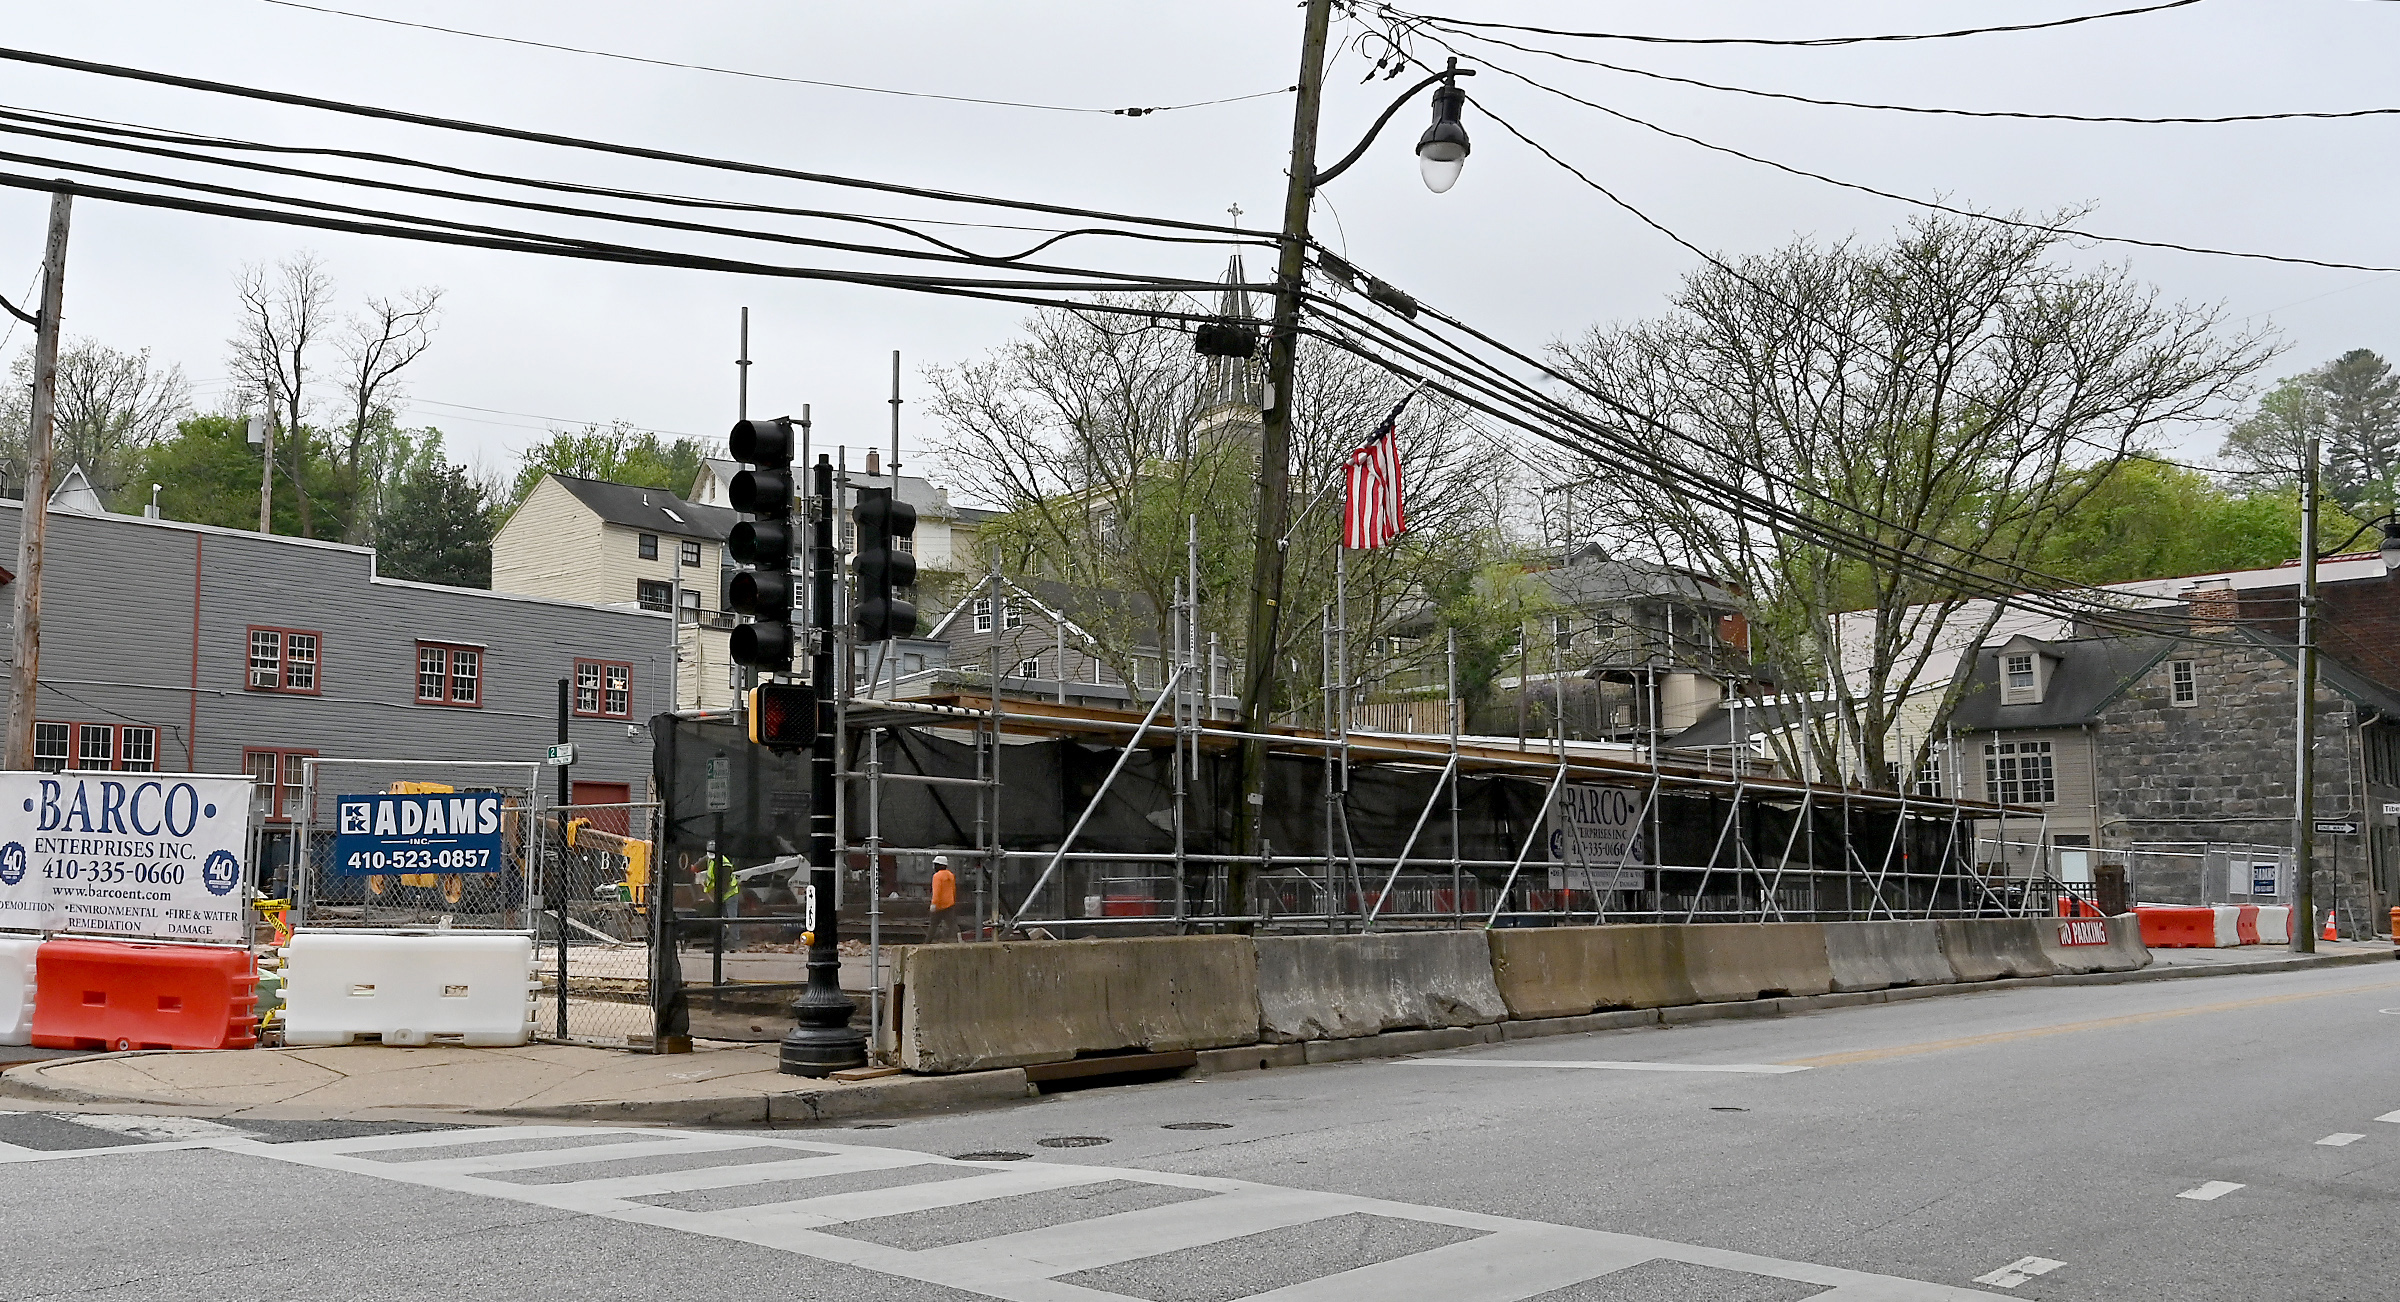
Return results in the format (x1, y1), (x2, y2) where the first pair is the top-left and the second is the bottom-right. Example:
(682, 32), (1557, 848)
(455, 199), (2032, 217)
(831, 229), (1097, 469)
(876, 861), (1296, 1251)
(540, 802), (661, 1046)
(294, 760), (542, 929)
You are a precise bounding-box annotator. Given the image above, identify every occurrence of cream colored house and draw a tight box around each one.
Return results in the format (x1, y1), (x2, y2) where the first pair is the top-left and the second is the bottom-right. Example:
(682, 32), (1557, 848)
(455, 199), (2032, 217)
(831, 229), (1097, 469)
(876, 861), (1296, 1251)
(688, 452), (986, 574)
(492, 474), (741, 712)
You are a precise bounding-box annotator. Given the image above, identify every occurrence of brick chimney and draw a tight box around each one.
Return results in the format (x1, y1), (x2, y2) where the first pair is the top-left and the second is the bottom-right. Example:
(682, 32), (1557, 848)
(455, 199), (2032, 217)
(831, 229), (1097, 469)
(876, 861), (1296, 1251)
(2182, 579), (2236, 631)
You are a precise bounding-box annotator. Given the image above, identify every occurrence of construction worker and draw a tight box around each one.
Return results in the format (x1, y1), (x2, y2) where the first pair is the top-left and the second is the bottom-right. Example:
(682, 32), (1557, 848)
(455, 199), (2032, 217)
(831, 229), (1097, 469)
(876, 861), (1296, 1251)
(698, 851), (739, 913)
(928, 855), (959, 943)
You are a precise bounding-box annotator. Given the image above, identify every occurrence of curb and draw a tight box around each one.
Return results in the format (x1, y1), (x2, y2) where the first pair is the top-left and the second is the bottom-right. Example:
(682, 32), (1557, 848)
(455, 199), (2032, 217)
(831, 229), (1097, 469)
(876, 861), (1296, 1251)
(480, 1068), (1036, 1127)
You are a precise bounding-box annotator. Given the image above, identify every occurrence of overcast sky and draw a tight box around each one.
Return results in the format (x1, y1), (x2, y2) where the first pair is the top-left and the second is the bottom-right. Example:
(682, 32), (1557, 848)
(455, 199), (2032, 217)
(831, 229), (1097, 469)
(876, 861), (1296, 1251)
(0, 1), (2393, 500)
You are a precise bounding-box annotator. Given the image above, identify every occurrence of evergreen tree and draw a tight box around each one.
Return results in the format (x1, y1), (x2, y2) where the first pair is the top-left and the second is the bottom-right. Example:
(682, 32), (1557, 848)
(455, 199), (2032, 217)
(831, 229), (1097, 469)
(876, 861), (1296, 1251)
(374, 457), (498, 588)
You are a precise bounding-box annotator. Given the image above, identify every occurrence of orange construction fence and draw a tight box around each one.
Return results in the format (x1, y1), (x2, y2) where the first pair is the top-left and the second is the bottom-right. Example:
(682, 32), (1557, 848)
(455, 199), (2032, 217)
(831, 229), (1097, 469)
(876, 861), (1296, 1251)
(31, 939), (257, 1051)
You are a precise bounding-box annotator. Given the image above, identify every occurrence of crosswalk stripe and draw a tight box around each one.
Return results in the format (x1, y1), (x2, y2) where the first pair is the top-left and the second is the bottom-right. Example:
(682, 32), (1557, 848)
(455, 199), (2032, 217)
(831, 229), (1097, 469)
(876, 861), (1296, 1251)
(81, 1125), (2030, 1301)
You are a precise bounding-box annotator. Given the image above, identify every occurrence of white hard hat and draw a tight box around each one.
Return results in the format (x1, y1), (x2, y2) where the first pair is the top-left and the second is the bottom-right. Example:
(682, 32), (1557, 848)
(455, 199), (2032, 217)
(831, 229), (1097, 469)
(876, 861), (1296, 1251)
(932, 854), (951, 866)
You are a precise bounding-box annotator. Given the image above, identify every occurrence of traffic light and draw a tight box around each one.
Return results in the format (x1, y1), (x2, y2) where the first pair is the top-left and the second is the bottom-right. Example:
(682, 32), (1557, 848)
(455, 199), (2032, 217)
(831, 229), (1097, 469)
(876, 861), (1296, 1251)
(727, 417), (796, 671)
(852, 486), (918, 642)
(747, 681), (818, 751)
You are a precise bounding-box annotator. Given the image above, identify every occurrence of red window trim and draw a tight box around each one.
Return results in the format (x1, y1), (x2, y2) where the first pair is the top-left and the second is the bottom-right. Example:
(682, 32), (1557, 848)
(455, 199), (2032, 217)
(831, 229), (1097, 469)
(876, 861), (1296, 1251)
(244, 624), (325, 696)
(414, 640), (487, 709)
(242, 746), (317, 825)
(33, 719), (164, 773)
(573, 658), (635, 719)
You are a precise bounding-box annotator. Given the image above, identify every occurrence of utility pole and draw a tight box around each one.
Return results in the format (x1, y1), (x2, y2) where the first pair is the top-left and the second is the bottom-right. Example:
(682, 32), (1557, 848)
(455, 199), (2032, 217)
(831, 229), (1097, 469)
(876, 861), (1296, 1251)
(257, 416), (274, 534)
(8, 190), (69, 771)
(2293, 436), (2321, 953)
(1233, 0), (1335, 916)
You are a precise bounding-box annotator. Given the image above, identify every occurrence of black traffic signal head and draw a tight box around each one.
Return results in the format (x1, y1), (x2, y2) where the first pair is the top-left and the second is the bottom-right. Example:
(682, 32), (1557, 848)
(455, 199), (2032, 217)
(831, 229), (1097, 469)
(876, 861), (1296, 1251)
(727, 568), (794, 618)
(728, 517), (792, 567)
(851, 487), (919, 642)
(731, 619), (794, 671)
(729, 417), (794, 466)
(747, 681), (817, 751)
(729, 467), (795, 517)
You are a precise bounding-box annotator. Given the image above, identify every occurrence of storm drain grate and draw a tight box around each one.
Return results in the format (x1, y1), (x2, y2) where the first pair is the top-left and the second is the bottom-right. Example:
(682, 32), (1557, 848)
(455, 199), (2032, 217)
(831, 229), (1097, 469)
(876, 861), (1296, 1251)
(952, 1151), (1032, 1162)
(1162, 1122), (1233, 1131)
(1037, 1136), (1112, 1148)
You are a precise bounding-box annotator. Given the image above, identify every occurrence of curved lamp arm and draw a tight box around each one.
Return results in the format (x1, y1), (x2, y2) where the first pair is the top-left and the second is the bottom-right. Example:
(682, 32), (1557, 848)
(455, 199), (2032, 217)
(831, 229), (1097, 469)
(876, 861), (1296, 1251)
(1312, 63), (1476, 188)
(2317, 510), (2400, 560)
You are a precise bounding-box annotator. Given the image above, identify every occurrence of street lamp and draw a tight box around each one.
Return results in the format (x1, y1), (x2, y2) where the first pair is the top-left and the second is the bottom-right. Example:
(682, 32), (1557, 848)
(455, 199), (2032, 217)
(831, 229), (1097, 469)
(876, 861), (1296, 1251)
(1231, 0), (1477, 924)
(1416, 78), (1471, 193)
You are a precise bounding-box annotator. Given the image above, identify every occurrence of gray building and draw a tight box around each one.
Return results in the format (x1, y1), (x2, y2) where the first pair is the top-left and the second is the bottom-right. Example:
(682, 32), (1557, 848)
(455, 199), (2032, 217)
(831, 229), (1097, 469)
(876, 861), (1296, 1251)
(1947, 626), (2400, 930)
(0, 494), (670, 885)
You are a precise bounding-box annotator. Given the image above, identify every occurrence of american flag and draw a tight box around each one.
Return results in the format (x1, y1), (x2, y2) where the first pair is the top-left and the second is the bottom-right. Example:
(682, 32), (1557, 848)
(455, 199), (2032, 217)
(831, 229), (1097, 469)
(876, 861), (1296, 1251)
(1342, 396), (1411, 550)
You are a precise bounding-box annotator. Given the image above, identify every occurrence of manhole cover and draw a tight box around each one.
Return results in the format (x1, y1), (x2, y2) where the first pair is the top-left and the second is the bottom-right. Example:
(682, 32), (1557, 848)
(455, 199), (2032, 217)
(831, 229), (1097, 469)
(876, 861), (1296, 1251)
(952, 1151), (1032, 1162)
(1162, 1122), (1233, 1131)
(1036, 1136), (1112, 1148)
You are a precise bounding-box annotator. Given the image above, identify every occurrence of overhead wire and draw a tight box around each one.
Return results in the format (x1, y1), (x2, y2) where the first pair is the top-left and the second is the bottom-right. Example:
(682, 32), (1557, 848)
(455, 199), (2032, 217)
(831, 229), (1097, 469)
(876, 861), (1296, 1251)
(0, 46), (1255, 237)
(1376, 0), (2209, 47)
(257, 0), (1296, 118)
(0, 115), (1270, 289)
(1438, 39), (2400, 275)
(1421, 21), (2400, 125)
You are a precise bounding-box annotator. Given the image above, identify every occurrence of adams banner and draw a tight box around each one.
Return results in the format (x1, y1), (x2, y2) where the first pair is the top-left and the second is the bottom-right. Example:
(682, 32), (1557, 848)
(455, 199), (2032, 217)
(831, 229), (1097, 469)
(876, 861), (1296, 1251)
(0, 772), (255, 944)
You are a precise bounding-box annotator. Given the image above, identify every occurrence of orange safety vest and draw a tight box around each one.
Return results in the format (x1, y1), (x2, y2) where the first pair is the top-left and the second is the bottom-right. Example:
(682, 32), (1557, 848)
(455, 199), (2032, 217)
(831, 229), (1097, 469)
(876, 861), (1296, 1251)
(930, 868), (957, 912)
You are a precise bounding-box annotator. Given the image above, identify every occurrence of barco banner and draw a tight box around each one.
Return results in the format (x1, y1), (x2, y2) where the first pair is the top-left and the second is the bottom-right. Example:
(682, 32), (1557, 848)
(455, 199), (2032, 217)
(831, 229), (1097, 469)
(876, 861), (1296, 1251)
(0, 772), (255, 944)
(1546, 782), (1649, 893)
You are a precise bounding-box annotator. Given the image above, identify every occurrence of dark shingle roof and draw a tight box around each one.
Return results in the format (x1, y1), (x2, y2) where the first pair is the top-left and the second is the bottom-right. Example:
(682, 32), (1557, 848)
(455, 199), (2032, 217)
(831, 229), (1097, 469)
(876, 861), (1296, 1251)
(550, 475), (738, 541)
(1951, 628), (2400, 730)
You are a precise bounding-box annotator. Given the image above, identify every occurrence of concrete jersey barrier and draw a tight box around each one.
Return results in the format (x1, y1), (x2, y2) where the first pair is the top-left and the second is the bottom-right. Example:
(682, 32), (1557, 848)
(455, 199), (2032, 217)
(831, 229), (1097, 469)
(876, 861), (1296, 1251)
(1822, 920), (1955, 992)
(891, 935), (1258, 1074)
(1683, 923), (1833, 1003)
(2036, 913), (2152, 974)
(1485, 925), (1695, 1019)
(1938, 918), (2059, 982)
(1254, 932), (1506, 1043)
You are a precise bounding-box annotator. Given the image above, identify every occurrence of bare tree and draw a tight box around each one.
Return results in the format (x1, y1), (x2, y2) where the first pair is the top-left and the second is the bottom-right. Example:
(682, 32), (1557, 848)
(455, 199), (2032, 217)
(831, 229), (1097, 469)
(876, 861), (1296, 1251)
(1554, 215), (2275, 788)
(927, 293), (1508, 718)
(0, 339), (189, 504)
(336, 287), (442, 542)
(227, 254), (334, 536)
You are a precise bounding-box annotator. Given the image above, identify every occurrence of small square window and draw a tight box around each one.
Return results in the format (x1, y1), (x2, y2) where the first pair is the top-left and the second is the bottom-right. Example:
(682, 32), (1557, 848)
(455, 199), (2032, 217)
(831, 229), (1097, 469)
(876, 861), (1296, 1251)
(574, 660), (633, 719)
(2170, 659), (2196, 706)
(1015, 656), (1042, 679)
(283, 633), (318, 691)
(637, 579), (673, 612)
(2004, 654), (2035, 691)
(75, 724), (112, 771)
(679, 588), (702, 621)
(32, 722), (68, 773)
(119, 727), (156, 773)
(680, 540), (702, 567)
(638, 533), (659, 560)
(1553, 614), (1574, 649)
(416, 642), (483, 707)
(246, 626), (324, 695)
(1004, 600), (1023, 630)
(972, 597), (993, 634)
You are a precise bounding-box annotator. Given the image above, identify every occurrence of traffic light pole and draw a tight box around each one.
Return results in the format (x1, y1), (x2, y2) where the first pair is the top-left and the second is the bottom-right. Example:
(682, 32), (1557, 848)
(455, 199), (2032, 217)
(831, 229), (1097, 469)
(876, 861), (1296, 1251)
(781, 453), (866, 1075)
(1233, 0), (1335, 921)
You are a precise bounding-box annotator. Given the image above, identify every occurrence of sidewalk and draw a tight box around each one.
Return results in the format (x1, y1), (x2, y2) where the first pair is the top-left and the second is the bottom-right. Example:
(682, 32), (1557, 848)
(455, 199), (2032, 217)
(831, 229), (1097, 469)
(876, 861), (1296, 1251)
(0, 1041), (1030, 1127)
(4, 941), (2386, 1127)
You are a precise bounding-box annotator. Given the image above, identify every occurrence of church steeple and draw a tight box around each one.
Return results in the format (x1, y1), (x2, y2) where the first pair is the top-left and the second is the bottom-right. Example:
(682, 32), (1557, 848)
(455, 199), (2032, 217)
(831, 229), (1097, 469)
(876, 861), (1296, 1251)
(1195, 245), (1266, 436)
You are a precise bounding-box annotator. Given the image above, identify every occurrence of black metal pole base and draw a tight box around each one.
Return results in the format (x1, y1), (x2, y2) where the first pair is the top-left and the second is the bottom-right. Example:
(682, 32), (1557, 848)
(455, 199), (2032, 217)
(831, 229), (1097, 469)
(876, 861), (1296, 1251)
(779, 1022), (867, 1076)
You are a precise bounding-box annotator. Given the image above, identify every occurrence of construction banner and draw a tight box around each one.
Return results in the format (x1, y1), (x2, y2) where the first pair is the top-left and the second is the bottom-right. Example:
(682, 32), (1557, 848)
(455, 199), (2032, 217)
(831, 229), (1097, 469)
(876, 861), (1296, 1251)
(1546, 782), (1648, 893)
(0, 771), (255, 944)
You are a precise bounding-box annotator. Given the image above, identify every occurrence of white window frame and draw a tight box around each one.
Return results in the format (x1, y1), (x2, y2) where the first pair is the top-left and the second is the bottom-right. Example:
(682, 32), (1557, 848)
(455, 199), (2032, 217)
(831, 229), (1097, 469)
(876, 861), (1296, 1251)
(1014, 656), (1042, 679)
(1983, 739), (2056, 805)
(2170, 659), (2196, 706)
(972, 597), (993, 634)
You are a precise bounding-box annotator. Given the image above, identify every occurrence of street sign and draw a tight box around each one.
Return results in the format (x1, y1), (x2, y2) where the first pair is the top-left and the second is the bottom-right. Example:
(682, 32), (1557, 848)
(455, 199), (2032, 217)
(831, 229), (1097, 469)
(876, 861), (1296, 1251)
(2385, 802), (2400, 816)
(2314, 819), (2359, 835)
(544, 742), (576, 767)
(705, 756), (731, 814)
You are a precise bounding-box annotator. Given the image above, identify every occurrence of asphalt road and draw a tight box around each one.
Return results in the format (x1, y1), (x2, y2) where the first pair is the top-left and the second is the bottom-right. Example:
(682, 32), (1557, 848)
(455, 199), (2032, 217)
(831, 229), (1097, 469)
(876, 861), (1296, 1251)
(6, 961), (2398, 1301)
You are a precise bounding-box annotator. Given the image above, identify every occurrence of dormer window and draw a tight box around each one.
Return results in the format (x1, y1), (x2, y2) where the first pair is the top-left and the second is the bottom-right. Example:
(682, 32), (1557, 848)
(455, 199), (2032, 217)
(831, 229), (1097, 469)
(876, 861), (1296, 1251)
(1999, 651), (2045, 706)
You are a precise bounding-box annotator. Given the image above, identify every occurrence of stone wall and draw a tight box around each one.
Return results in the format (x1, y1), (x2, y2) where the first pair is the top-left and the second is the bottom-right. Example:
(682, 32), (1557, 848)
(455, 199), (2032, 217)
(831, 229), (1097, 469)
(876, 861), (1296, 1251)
(2095, 637), (2391, 929)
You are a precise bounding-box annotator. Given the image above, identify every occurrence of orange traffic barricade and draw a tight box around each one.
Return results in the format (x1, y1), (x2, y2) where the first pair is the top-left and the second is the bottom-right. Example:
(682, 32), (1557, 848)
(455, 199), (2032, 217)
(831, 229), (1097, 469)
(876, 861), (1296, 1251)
(2134, 905), (2219, 949)
(31, 939), (257, 1051)
(2235, 905), (2261, 946)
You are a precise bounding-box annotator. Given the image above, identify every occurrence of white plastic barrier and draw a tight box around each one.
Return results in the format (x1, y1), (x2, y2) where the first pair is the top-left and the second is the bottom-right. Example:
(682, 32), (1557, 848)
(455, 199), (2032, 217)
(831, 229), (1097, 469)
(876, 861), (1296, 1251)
(281, 932), (539, 1047)
(2211, 907), (2243, 947)
(0, 935), (35, 1046)
(2256, 906), (2292, 945)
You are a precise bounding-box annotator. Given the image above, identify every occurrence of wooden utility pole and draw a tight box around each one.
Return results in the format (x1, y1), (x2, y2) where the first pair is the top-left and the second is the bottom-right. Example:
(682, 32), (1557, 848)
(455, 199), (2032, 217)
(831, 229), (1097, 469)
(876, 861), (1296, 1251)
(257, 414), (274, 533)
(9, 190), (70, 771)
(1232, 0), (1335, 916)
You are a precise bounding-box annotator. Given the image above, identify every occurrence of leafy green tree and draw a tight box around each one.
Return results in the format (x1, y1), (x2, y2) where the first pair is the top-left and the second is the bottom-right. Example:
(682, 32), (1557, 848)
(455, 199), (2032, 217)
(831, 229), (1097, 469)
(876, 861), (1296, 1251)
(375, 452), (500, 587)
(2222, 348), (2400, 512)
(512, 421), (715, 501)
(0, 338), (190, 506)
(132, 414), (337, 533)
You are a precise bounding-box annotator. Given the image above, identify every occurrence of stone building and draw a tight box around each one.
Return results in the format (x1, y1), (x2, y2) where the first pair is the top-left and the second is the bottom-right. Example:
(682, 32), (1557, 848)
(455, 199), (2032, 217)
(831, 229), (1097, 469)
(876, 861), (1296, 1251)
(1946, 623), (2400, 932)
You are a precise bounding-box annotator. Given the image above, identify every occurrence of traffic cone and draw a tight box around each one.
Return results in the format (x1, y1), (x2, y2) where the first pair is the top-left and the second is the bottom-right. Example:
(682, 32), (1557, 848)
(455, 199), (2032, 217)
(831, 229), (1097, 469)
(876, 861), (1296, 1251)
(2323, 909), (2340, 942)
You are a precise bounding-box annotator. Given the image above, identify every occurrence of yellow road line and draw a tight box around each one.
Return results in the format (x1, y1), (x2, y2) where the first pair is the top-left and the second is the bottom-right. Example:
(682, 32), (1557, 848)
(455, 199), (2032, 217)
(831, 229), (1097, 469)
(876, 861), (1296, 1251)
(1783, 979), (2400, 1067)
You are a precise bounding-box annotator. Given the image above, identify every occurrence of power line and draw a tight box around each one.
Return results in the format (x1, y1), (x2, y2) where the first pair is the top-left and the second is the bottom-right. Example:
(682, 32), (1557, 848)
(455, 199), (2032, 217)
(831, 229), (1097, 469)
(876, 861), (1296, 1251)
(0, 45), (1253, 237)
(258, 0), (1295, 118)
(1448, 49), (2400, 275)
(1427, 22), (2400, 125)
(1377, 0), (2208, 48)
(0, 117), (1266, 291)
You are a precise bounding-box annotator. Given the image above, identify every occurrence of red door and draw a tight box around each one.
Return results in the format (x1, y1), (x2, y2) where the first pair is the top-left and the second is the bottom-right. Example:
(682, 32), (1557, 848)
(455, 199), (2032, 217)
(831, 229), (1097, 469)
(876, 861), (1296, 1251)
(571, 781), (632, 836)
